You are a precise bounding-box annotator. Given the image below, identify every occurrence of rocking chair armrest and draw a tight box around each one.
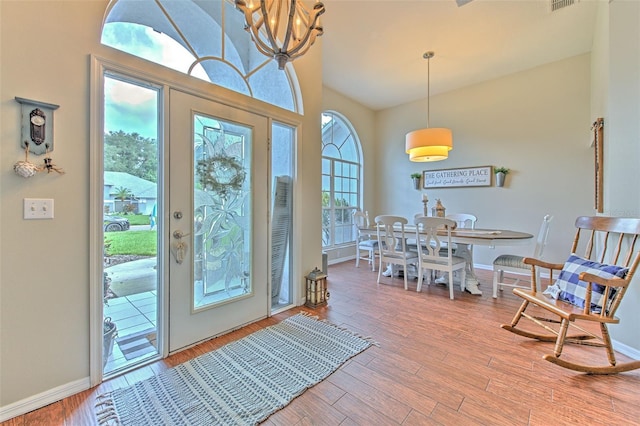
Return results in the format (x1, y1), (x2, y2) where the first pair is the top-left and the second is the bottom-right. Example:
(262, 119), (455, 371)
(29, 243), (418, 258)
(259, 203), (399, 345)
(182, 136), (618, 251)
(521, 257), (565, 292)
(579, 271), (630, 290)
(523, 257), (564, 270)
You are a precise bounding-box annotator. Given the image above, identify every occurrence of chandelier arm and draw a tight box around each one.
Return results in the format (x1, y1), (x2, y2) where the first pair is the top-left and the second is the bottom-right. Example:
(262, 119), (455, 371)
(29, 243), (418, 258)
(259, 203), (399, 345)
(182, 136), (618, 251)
(279, 0), (298, 52)
(236, 2), (262, 41)
(286, 29), (319, 60)
(280, 5), (324, 58)
(245, 24), (275, 57)
(261, 0), (281, 52)
(236, 3), (278, 58)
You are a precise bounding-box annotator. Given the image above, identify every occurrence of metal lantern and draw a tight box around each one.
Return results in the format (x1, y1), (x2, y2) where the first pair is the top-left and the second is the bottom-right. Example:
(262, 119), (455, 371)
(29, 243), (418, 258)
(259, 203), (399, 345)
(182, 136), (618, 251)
(432, 198), (446, 218)
(305, 267), (329, 308)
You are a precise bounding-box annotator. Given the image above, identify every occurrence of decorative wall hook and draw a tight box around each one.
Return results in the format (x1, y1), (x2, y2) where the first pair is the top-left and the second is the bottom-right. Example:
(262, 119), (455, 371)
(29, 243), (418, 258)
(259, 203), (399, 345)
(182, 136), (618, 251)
(13, 142), (64, 178)
(15, 97), (59, 156)
(13, 143), (40, 178)
(41, 145), (64, 174)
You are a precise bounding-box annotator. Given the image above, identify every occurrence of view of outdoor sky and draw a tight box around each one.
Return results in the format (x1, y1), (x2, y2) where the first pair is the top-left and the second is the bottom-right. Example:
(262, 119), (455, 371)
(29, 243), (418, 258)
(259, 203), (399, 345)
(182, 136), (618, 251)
(104, 78), (158, 140)
(102, 23), (208, 139)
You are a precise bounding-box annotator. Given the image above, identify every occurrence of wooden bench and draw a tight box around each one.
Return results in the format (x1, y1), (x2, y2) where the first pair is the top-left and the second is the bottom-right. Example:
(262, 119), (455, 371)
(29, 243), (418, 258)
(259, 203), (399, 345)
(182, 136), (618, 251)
(501, 216), (640, 374)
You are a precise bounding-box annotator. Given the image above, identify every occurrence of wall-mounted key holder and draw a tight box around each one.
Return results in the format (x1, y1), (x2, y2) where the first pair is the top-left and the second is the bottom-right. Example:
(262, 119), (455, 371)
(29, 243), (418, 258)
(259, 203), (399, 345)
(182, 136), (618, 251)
(15, 97), (60, 156)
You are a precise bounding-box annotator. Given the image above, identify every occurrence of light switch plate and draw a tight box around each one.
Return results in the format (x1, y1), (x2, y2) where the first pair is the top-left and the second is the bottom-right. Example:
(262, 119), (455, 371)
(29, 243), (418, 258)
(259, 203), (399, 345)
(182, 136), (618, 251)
(24, 198), (54, 219)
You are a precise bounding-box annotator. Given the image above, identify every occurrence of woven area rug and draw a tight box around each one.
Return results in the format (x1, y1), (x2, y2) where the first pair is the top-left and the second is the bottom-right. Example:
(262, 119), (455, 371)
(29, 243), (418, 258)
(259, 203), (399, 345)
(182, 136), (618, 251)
(96, 313), (375, 425)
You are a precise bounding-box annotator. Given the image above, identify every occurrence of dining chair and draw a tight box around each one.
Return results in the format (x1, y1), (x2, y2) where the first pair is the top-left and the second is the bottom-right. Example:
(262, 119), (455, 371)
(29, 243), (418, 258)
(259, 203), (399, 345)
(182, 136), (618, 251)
(434, 213), (477, 285)
(353, 210), (378, 271)
(414, 216), (467, 300)
(445, 213), (477, 258)
(405, 213), (427, 253)
(492, 214), (553, 298)
(374, 215), (419, 290)
(447, 213), (477, 230)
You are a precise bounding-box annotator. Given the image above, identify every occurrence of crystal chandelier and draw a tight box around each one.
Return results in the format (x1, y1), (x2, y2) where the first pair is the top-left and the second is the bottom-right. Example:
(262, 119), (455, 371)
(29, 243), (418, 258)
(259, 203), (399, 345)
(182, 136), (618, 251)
(405, 52), (453, 162)
(235, 0), (326, 70)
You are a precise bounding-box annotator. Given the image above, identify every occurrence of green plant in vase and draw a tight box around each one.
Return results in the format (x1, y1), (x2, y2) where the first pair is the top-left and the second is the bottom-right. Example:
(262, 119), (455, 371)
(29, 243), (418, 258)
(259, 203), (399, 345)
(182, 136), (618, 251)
(494, 167), (510, 187)
(411, 172), (422, 190)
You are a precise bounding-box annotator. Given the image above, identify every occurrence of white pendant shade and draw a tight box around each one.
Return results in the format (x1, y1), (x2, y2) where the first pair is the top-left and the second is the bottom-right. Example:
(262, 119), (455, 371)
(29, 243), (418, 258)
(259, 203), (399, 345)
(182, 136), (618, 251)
(405, 127), (453, 162)
(405, 51), (453, 162)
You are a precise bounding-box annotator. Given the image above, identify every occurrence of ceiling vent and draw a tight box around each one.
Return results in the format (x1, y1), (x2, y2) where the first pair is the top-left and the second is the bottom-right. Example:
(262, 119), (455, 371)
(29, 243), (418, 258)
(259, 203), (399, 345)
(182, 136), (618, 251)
(551, 0), (576, 12)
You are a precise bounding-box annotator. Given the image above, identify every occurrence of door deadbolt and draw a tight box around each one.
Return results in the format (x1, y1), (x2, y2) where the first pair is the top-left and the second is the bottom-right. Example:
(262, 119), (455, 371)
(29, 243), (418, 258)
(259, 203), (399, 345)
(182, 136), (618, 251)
(173, 211), (183, 219)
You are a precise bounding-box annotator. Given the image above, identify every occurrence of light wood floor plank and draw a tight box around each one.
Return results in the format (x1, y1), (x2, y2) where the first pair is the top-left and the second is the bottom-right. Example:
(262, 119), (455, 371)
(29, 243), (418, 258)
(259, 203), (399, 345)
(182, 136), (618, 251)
(3, 261), (640, 425)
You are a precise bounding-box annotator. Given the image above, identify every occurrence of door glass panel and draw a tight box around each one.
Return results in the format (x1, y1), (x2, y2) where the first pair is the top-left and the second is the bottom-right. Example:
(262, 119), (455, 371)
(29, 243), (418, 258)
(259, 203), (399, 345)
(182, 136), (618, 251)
(103, 75), (160, 375)
(193, 114), (251, 310)
(271, 122), (294, 310)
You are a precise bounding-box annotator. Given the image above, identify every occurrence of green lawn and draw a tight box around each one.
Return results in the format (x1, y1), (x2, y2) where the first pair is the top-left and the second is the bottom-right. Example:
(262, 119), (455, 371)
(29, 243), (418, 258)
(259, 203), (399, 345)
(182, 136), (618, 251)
(105, 230), (157, 256)
(125, 214), (150, 226)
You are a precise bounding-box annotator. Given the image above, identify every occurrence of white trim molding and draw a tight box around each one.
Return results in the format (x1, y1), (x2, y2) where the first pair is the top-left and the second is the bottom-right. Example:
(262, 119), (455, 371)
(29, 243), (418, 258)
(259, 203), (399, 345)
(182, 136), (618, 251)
(0, 377), (90, 422)
(613, 339), (640, 360)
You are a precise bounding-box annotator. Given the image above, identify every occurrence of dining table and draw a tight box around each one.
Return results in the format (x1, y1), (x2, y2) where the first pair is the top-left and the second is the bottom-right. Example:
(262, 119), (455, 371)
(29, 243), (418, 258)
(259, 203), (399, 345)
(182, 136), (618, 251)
(361, 225), (534, 295)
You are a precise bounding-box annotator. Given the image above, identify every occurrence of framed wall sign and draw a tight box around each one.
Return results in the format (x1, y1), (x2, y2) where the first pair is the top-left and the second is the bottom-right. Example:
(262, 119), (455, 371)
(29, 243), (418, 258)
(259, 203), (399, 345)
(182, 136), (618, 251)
(423, 166), (492, 189)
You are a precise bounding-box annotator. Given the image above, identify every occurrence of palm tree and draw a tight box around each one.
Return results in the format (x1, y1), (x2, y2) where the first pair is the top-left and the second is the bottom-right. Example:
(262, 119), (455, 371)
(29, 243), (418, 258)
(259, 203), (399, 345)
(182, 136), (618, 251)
(113, 186), (133, 213)
(114, 186), (133, 202)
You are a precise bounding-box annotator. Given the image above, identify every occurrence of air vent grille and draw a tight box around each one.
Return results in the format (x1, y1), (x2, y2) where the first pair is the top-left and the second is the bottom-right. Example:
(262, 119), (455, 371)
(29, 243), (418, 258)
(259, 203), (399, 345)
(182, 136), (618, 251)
(551, 0), (576, 12)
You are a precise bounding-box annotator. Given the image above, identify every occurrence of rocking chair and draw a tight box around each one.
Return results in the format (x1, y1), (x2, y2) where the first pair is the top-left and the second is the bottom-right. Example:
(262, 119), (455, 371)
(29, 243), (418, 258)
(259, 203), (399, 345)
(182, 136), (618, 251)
(501, 216), (640, 374)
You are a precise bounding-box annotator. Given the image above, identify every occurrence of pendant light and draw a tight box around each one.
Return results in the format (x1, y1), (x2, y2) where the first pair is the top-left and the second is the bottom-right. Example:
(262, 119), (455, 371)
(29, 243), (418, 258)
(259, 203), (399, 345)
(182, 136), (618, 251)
(405, 51), (453, 162)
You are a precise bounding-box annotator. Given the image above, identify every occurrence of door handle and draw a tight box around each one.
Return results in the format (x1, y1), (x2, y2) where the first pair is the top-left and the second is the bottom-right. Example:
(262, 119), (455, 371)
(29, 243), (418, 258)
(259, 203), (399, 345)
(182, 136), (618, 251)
(173, 230), (190, 239)
(172, 230), (190, 263)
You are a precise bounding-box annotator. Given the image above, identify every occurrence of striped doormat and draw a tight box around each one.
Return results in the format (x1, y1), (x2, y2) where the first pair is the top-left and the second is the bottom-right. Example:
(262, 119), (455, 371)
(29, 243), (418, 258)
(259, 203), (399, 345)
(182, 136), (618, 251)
(116, 328), (157, 361)
(96, 313), (376, 425)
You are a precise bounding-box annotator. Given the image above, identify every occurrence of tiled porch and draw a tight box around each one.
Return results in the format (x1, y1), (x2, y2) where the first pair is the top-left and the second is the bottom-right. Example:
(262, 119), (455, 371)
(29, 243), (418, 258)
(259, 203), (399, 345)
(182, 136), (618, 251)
(103, 290), (158, 373)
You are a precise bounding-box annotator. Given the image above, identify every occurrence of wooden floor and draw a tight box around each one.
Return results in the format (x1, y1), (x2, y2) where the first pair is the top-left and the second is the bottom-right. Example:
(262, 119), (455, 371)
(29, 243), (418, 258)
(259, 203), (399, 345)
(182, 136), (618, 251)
(4, 261), (640, 425)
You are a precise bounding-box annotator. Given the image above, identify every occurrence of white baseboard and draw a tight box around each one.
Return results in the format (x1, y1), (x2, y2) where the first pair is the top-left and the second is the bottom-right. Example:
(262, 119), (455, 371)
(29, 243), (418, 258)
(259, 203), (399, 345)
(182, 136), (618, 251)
(613, 339), (640, 360)
(327, 254), (355, 266)
(0, 377), (91, 422)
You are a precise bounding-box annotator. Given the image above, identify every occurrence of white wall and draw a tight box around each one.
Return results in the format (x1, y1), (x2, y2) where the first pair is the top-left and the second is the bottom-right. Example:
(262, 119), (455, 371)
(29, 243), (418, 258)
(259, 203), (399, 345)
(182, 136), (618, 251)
(0, 0), (323, 412)
(374, 54), (593, 268)
(1, 0), (109, 409)
(603, 0), (640, 353)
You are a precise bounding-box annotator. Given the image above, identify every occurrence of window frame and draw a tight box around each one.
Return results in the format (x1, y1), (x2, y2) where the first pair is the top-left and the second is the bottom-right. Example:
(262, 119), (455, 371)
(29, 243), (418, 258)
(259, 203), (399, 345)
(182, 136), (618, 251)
(321, 111), (363, 250)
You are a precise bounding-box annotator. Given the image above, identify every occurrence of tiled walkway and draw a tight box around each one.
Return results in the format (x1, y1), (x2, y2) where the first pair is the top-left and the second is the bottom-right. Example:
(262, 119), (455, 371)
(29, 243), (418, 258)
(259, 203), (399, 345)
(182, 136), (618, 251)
(104, 291), (158, 373)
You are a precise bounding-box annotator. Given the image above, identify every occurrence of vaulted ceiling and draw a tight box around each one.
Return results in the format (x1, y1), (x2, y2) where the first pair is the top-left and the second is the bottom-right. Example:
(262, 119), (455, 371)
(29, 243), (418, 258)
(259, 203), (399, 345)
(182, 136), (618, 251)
(320, 0), (599, 111)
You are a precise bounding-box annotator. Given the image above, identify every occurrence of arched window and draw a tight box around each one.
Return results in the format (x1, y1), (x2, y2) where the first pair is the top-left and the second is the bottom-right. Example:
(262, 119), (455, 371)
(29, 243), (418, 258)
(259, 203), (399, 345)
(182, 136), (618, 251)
(101, 0), (298, 112)
(321, 111), (363, 249)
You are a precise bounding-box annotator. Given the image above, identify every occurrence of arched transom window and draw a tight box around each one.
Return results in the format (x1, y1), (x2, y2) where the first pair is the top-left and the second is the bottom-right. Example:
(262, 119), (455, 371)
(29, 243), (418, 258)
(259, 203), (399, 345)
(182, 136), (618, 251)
(102, 0), (298, 112)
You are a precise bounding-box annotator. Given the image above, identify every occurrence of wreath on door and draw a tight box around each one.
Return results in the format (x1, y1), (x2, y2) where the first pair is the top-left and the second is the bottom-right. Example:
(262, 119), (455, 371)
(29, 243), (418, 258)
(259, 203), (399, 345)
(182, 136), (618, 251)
(196, 154), (246, 198)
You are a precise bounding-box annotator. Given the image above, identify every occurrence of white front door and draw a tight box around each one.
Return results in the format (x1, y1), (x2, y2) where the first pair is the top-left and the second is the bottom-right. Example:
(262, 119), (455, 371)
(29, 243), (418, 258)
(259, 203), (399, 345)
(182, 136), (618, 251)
(168, 89), (269, 352)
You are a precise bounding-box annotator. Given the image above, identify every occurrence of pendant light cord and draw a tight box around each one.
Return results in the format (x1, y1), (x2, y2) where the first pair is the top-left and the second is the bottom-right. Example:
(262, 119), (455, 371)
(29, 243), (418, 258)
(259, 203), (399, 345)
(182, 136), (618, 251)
(424, 51), (434, 128)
